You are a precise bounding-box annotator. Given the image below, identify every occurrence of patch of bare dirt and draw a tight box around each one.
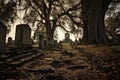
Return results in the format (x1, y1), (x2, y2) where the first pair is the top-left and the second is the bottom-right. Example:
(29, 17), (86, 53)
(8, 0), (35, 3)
(0, 44), (120, 80)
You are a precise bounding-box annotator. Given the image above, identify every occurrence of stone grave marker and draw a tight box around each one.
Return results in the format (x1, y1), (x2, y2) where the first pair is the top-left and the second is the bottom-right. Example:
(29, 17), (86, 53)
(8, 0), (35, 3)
(54, 40), (58, 48)
(15, 24), (32, 47)
(63, 33), (71, 43)
(7, 37), (13, 47)
(0, 22), (7, 52)
(39, 34), (45, 48)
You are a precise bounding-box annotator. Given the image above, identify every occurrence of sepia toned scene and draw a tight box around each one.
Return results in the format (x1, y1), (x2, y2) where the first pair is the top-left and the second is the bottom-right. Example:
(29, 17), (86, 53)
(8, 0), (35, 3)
(0, 0), (120, 80)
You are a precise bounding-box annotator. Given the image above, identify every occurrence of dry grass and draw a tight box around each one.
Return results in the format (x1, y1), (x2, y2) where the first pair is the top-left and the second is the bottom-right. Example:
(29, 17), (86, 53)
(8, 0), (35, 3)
(77, 45), (120, 58)
(1, 44), (120, 80)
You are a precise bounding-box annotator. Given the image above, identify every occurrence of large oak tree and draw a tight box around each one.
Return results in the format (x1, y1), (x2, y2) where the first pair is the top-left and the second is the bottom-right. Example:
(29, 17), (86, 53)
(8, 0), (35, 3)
(81, 0), (112, 44)
(22, 0), (81, 48)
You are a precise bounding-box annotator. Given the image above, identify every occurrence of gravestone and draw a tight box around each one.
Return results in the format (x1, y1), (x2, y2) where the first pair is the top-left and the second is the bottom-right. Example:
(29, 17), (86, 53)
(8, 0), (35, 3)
(54, 40), (58, 48)
(63, 33), (71, 43)
(39, 34), (45, 48)
(65, 33), (70, 40)
(74, 39), (78, 45)
(44, 39), (47, 48)
(78, 38), (82, 44)
(0, 22), (7, 52)
(110, 34), (120, 45)
(7, 37), (13, 47)
(15, 24), (32, 47)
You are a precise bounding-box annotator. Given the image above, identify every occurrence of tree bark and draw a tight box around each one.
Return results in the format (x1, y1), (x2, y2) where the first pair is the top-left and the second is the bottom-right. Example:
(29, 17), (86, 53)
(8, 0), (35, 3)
(45, 15), (55, 49)
(45, 14), (57, 49)
(81, 0), (112, 44)
(46, 28), (54, 49)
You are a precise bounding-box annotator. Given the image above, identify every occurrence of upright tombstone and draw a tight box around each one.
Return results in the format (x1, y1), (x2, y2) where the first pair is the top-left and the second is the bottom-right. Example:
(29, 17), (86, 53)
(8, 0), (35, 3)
(63, 33), (71, 43)
(15, 24), (32, 47)
(39, 34), (45, 48)
(0, 22), (7, 52)
(7, 37), (13, 47)
(74, 39), (78, 45)
(78, 38), (82, 44)
(54, 40), (58, 48)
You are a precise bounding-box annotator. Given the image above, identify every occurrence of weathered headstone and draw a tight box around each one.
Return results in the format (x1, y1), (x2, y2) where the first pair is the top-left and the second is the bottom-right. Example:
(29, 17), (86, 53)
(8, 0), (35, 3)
(0, 22), (7, 52)
(39, 34), (45, 48)
(54, 40), (58, 48)
(74, 39), (78, 45)
(46, 39), (55, 49)
(63, 33), (71, 43)
(7, 37), (13, 47)
(15, 24), (32, 47)
(78, 38), (82, 44)
(65, 33), (70, 39)
(112, 37), (119, 45)
(44, 39), (47, 48)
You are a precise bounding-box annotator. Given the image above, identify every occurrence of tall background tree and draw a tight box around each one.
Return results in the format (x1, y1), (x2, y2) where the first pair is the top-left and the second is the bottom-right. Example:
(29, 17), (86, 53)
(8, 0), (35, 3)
(0, 0), (17, 34)
(20, 0), (82, 48)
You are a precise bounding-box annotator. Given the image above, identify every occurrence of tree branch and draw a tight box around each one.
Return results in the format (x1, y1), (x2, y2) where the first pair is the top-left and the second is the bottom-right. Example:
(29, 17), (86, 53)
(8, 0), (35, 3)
(28, 0), (44, 21)
(57, 21), (71, 32)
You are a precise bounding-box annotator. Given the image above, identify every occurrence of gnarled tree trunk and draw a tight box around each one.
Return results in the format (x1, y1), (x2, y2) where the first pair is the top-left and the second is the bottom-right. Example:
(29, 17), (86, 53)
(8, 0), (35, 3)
(81, 0), (112, 44)
(46, 28), (54, 49)
(45, 15), (57, 49)
(45, 17), (56, 49)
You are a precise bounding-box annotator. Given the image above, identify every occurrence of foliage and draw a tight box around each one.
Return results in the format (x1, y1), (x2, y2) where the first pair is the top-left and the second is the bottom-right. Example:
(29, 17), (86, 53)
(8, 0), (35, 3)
(19, 0), (82, 39)
(105, 2), (120, 39)
(0, 0), (17, 34)
(0, 0), (17, 24)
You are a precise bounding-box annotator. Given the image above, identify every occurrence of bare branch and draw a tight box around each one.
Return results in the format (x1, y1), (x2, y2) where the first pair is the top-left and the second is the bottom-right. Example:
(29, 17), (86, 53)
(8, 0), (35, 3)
(28, 0), (44, 20)
(57, 21), (71, 32)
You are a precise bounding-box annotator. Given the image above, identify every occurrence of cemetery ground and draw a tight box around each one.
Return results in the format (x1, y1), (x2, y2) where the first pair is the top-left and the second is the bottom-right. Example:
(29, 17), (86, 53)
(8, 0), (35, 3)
(0, 44), (120, 80)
